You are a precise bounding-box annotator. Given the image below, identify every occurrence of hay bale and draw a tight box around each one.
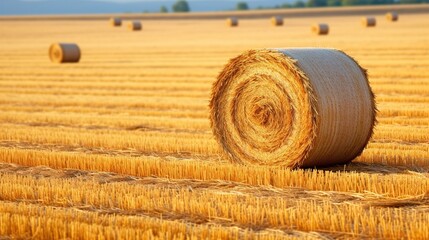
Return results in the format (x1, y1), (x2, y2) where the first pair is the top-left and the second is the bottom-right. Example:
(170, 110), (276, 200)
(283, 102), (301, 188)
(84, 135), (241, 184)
(210, 48), (376, 168)
(110, 17), (122, 27)
(49, 43), (81, 63)
(128, 21), (142, 31)
(226, 17), (239, 27)
(362, 17), (376, 27)
(271, 16), (283, 26)
(311, 23), (329, 35)
(386, 12), (398, 22)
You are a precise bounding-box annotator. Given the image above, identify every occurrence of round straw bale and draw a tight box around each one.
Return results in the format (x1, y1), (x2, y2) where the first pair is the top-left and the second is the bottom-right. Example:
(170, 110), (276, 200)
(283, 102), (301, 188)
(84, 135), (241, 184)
(110, 17), (122, 26)
(210, 48), (376, 168)
(271, 16), (284, 26)
(226, 17), (239, 27)
(362, 17), (376, 27)
(128, 21), (142, 31)
(386, 12), (398, 22)
(49, 43), (81, 63)
(311, 23), (329, 35)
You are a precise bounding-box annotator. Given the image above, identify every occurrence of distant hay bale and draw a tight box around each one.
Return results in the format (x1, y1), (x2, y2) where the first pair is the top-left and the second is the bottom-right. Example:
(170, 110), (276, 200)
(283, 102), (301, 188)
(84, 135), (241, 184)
(210, 48), (376, 168)
(49, 43), (81, 63)
(386, 12), (398, 22)
(110, 17), (122, 27)
(226, 17), (239, 27)
(362, 17), (376, 27)
(271, 16), (283, 26)
(311, 23), (329, 35)
(128, 21), (142, 31)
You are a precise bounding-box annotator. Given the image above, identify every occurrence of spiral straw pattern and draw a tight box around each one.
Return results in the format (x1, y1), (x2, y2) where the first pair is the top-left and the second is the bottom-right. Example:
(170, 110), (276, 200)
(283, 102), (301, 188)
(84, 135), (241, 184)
(210, 49), (376, 168)
(110, 17), (122, 27)
(128, 21), (142, 31)
(226, 17), (239, 27)
(49, 43), (81, 63)
(271, 16), (284, 26)
(312, 23), (329, 35)
(362, 17), (376, 27)
(386, 12), (399, 22)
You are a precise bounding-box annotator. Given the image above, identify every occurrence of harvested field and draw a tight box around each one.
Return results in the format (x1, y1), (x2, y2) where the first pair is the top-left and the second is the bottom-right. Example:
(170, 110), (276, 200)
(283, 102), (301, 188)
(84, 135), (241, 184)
(0, 6), (428, 239)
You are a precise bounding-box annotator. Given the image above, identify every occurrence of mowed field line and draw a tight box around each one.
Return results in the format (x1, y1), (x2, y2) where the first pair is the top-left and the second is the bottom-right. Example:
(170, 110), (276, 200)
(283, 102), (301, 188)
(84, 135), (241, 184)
(1, 149), (428, 196)
(0, 169), (428, 239)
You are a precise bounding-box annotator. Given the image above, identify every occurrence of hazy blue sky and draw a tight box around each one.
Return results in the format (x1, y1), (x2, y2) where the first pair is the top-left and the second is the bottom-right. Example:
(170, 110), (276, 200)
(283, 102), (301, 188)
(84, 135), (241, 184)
(1, 0), (295, 15)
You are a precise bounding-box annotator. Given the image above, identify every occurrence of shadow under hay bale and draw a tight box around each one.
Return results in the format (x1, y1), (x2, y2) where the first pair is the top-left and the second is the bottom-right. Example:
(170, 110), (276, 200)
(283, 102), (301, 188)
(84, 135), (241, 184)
(128, 21), (142, 31)
(210, 48), (376, 168)
(362, 17), (376, 27)
(312, 23), (329, 35)
(49, 43), (81, 63)
(226, 17), (239, 27)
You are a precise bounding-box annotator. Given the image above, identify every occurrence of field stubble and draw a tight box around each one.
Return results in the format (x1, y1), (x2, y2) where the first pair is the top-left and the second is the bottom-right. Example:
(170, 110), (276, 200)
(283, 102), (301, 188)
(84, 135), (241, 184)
(0, 10), (428, 239)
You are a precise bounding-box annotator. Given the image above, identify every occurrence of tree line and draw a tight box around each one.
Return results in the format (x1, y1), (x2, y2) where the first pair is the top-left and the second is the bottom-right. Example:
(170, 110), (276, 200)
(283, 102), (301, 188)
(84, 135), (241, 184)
(159, 0), (428, 13)
(305, 0), (426, 8)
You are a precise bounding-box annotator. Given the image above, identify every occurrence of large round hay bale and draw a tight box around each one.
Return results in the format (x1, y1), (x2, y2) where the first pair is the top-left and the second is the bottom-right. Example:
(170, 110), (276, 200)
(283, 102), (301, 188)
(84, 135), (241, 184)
(271, 16), (283, 26)
(110, 17), (122, 27)
(226, 17), (239, 27)
(210, 49), (376, 168)
(362, 17), (376, 27)
(49, 43), (81, 63)
(311, 23), (329, 35)
(128, 21), (142, 31)
(386, 12), (398, 22)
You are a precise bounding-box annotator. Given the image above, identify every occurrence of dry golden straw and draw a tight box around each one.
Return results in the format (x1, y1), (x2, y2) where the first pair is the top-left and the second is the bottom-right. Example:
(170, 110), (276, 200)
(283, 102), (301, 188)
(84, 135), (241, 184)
(311, 23), (329, 35)
(128, 21), (142, 31)
(110, 17), (122, 26)
(48, 43), (81, 63)
(271, 16), (284, 26)
(210, 49), (376, 168)
(362, 17), (376, 27)
(226, 17), (239, 27)
(386, 12), (398, 22)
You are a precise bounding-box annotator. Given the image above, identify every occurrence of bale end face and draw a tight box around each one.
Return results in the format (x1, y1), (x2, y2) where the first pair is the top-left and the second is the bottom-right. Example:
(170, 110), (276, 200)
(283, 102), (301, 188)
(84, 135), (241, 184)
(49, 43), (81, 63)
(271, 16), (284, 26)
(210, 48), (376, 168)
(386, 12), (398, 22)
(128, 21), (142, 31)
(110, 17), (122, 27)
(312, 24), (329, 35)
(226, 17), (239, 27)
(362, 17), (376, 27)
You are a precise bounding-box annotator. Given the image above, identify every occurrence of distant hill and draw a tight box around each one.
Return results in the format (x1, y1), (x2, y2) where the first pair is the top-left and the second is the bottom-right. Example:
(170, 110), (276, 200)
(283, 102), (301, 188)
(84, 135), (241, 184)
(0, 0), (296, 15)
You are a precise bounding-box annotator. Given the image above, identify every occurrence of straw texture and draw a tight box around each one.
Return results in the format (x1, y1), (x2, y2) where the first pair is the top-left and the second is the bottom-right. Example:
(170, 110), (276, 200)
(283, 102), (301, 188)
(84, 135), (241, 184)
(312, 23), (329, 35)
(362, 17), (376, 27)
(49, 43), (81, 63)
(210, 49), (376, 168)
(386, 12), (398, 22)
(271, 16), (284, 26)
(226, 17), (239, 27)
(128, 21), (142, 31)
(110, 17), (122, 27)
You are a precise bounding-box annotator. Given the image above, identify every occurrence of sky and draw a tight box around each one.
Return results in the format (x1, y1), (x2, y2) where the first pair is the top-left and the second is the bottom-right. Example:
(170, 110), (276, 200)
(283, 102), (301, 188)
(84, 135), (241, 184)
(0, 0), (296, 15)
